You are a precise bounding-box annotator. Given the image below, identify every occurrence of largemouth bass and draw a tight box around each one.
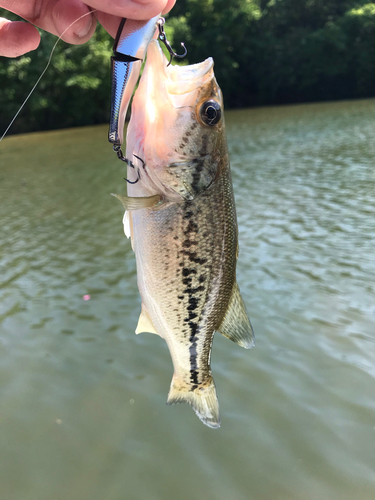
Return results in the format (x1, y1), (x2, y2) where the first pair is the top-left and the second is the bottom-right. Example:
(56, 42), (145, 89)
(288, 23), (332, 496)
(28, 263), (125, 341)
(113, 40), (254, 428)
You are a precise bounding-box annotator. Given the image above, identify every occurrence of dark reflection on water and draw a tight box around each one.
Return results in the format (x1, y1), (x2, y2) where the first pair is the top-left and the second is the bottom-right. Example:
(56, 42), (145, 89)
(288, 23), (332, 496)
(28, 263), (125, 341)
(0, 99), (374, 500)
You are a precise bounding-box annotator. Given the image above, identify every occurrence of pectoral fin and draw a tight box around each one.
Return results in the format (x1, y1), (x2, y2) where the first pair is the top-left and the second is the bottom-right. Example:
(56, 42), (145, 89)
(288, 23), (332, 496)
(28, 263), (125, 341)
(111, 193), (162, 210)
(217, 282), (255, 349)
(135, 305), (160, 336)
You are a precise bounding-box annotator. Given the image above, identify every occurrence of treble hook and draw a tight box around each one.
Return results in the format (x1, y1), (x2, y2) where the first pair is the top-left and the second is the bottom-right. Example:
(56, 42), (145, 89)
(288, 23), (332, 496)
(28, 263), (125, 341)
(113, 146), (142, 184)
(157, 17), (187, 67)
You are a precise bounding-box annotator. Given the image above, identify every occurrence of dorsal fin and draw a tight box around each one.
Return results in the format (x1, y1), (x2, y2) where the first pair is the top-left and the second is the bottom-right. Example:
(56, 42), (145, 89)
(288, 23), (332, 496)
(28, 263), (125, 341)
(135, 305), (161, 336)
(217, 282), (255, 349)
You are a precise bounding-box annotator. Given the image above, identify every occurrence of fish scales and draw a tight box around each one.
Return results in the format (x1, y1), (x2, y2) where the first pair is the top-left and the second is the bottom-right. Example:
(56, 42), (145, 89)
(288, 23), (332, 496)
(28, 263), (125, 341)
(114, 40), (254, 428)
(132, 162), (236, 384)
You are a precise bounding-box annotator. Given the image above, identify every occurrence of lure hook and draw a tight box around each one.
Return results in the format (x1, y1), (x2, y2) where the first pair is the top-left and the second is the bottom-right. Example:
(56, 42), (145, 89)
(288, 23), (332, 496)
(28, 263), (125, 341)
(113, 146), (141, 184)
(157, 17), (187, 67)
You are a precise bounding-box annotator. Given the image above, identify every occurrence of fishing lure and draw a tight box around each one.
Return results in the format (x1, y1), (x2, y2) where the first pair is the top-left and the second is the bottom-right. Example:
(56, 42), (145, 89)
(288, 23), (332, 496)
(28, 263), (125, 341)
(108, 15), (187, 173)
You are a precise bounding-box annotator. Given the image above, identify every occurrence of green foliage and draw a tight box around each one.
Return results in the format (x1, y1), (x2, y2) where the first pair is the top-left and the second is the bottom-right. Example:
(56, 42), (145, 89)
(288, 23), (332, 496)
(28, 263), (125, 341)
(169, 0), (262, 107)
(1, 1), (375, 134)
(249, 0), (375, 104)
(170, 0), (375, 106)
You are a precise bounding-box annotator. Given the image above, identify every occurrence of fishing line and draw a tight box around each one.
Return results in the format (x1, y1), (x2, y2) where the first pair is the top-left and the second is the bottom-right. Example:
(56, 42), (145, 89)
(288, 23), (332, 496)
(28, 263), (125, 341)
(0, 9), (98, 144)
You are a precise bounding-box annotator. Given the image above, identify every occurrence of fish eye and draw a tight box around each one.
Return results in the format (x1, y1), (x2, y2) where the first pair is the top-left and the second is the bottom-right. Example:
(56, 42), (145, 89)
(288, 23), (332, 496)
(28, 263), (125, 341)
(199, 100), (222, 126)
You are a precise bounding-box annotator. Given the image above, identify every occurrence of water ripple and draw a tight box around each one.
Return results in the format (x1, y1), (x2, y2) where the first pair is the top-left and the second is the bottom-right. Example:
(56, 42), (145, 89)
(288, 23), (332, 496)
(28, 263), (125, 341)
(1, 103), (375, 499)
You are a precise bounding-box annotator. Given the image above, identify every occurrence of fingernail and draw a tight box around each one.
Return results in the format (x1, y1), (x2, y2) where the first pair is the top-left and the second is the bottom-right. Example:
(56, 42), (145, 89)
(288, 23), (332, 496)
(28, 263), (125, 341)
(74, 17), (93, 39)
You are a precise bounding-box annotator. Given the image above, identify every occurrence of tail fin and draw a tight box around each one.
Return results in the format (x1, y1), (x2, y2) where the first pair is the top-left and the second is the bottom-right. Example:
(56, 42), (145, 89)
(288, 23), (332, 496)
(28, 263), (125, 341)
(167, 375), (220, 429)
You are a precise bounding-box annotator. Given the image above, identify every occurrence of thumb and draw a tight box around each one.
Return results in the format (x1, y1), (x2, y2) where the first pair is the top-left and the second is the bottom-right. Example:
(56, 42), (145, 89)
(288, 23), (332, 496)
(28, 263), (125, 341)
(0, 18), (40, 57)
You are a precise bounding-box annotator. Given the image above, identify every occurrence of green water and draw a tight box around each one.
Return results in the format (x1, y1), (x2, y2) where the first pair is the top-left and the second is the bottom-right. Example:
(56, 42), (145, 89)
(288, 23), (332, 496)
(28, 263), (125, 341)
(0, 99), (374, 500)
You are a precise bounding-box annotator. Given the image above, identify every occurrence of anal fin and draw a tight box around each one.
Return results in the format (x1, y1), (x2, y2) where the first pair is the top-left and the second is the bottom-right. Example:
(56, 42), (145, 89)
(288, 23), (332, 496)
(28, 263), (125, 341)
(135, 305), (161, 336)
(217, 282), (255, 349)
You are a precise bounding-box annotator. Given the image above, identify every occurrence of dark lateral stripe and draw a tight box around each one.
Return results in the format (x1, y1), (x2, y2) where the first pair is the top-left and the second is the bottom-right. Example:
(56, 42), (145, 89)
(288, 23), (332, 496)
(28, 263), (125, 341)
(181, 201), (203, 390)
(189, 326), (199, 388)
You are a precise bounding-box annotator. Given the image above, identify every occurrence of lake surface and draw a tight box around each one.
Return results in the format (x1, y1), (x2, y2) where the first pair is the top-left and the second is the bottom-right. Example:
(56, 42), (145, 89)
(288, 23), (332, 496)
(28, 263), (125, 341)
(0, 99), (374, 500)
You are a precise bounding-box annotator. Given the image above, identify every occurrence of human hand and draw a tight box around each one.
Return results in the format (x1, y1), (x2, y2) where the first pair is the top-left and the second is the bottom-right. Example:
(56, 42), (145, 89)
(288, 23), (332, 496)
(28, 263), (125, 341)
(0, 0), (176, 57)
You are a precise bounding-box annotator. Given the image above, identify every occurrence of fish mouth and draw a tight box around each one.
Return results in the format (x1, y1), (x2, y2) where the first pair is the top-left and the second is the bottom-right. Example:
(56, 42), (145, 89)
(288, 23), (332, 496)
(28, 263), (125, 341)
(145, 40), (214, 94)
(126, 39), (217, 180)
